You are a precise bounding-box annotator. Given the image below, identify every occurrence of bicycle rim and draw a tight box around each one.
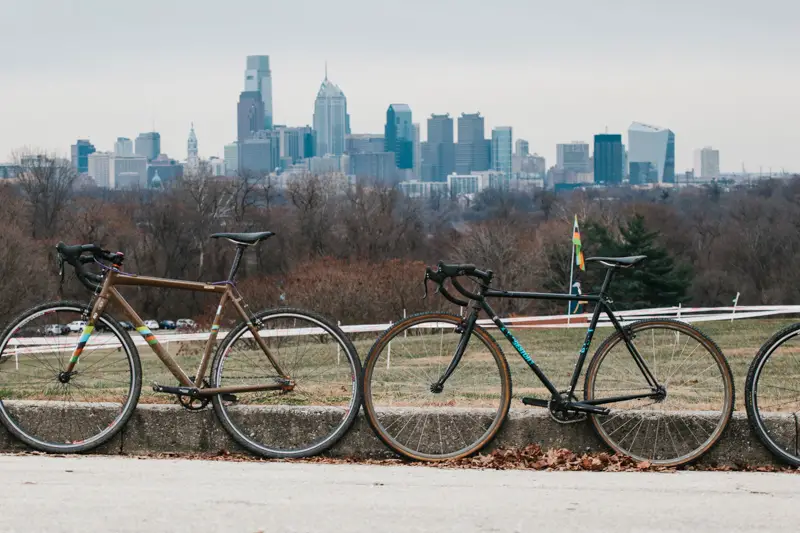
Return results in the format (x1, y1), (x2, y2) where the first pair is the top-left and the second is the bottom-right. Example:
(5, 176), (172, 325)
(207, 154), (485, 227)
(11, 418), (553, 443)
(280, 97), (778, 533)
(0, 303), (140, 452)
(363, 313), (511, 461)
(746, 324), (800, 466)
(585, 320), (733, 467)
(211, 309), (361, 458)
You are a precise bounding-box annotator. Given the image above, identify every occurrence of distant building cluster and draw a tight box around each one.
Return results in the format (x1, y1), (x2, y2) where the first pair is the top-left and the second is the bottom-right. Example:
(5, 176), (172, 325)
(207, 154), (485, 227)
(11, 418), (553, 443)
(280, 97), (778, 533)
(28, 54), (739, 195)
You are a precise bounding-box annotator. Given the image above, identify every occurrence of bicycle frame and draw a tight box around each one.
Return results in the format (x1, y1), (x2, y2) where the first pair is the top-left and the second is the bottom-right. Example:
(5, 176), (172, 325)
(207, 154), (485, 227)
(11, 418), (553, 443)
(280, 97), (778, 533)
(436, 268), (662, 406)
(64, 266), (291, 397)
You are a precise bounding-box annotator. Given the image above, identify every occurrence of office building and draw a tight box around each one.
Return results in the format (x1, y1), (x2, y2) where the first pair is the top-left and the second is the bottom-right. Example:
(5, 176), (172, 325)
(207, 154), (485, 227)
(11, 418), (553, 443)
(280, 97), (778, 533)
(277, 126), (314, 163)
(109, 154), (147, 189)
(422, 113), (455, 181)
(224, 143), (238, 176)
(349, 152), (397, 183)
(346, 134), (385, 155)
(627, 122), (675, 184)
(313, 73), (348, 156)
(237, 91), (265, 142)
(239, 130), (280, 174)
(209, 157), (225, 176)
(134, 132), (161, 161)
(515, 139), (529, 157)
(147, 154), (183, 185)
(556, 142), (591, 173)
(448, 173), (490, 196)
(694, 146), (720, 180)
(593, 134), (623, 184)
(412, 123), (422, 179)
(244, 55), (273, 130)
(456, 113), (490, 174)
(186, 123), (199, 170)
(70, 140), (96, 174)
(114, 137), (134, 157)
(385, 104), (414, 170)
(491, 127), (513, 175)
(88, 152), (112, 188)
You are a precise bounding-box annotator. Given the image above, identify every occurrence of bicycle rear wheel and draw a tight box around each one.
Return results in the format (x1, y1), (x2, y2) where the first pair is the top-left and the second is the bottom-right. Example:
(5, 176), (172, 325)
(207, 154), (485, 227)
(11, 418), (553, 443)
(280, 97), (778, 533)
(584, 319), (733, 467)
(362, 313), (512, 461)
(0, 301), (141, 453)
(210, 308), (361, 458)
(745, 322), (800, 467)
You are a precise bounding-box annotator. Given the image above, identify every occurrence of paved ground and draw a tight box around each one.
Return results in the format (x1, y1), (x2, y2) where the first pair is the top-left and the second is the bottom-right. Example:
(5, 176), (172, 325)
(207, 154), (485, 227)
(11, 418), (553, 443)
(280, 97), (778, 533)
(0, 455), (798, 533)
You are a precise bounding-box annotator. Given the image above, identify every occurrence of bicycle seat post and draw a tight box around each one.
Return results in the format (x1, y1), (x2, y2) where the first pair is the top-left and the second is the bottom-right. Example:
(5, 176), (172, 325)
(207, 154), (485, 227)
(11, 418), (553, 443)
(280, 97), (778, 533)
(227, 244), (247, 282)
(598, 265), (617, 299)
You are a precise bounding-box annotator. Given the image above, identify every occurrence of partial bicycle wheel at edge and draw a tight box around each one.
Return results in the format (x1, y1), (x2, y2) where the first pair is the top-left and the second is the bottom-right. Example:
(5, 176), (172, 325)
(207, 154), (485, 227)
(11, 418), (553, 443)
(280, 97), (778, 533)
(585, 319), (734, 467)
(0, 301), (142, 453)
(210, 308), (362, 459)
(745, 322), (800, 467)
(362, 312), (512, 461)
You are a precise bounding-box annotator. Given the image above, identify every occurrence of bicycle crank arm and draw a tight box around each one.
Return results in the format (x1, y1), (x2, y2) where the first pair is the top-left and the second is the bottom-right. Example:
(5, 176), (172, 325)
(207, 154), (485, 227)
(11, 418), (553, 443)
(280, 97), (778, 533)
(152, 382), (201, 397)
(564, 401), (611, 416)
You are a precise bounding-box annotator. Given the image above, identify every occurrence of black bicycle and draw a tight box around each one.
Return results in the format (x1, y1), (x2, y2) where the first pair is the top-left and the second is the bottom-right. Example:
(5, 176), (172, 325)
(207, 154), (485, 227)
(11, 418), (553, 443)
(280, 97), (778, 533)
(745, 323), (800, 466)
(362, 257), (734, 467)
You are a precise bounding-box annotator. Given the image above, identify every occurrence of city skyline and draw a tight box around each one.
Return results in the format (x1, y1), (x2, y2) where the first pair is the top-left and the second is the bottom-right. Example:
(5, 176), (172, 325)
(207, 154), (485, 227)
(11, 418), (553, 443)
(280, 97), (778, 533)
(1, 0), (799, 172)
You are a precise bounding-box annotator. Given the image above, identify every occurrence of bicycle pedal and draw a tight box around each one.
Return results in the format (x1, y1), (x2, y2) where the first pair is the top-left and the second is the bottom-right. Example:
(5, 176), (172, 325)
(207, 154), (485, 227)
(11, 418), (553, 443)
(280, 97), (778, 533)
(220, 393), (238, 403)
(521, 397), (550, 408)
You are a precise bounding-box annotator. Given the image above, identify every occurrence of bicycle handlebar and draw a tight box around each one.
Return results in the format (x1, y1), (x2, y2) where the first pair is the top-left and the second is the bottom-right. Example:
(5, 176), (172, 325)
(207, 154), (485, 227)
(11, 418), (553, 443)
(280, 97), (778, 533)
(424, 261), (494, 306)
(56, 242), (125, 292)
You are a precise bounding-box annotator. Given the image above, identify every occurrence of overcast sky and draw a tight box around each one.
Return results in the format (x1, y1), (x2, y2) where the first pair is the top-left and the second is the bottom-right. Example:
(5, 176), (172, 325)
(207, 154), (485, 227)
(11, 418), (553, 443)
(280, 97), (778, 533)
(1, 0), (798, 172)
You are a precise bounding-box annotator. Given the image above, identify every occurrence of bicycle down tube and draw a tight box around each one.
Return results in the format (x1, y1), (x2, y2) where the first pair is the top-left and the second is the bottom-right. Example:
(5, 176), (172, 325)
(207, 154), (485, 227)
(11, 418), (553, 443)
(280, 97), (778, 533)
(65, 267), (292, 396)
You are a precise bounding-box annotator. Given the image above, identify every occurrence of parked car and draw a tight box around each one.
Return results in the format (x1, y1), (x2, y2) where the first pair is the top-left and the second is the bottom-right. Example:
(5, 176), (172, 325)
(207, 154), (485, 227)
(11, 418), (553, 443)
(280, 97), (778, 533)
(119, 321), (134, 331)
(41, 324), (66, 336)
(159, 320), (176, 330)
(67, 320), (87, 333)
(176, 318), (198, 330)
(144, 320), (160, 330)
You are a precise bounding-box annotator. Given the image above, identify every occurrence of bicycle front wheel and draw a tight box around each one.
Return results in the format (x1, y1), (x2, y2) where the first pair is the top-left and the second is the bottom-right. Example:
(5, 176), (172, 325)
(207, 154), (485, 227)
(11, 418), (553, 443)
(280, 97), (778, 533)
(0, 301), (141, 453)
(585, 319), (734, 467)
(362, 313), (512, 461)
(210, 308), (361, 459)
(745, 322), (800, 467)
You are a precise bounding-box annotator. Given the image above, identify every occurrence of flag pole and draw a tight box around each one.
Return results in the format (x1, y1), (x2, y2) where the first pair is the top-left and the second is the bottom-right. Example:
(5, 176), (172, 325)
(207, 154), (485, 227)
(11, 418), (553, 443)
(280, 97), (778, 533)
(567, 233), (575, 324)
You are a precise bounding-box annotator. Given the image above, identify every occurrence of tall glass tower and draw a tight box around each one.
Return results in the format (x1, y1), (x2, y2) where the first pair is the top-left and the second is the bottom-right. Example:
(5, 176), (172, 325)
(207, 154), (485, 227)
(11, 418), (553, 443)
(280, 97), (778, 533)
(491, 127), (513, 175)
(313, 72), (348, 157)
(385, 104), (414, 170)
(593, 134), (623, 184)
(244, 55), (273, 130)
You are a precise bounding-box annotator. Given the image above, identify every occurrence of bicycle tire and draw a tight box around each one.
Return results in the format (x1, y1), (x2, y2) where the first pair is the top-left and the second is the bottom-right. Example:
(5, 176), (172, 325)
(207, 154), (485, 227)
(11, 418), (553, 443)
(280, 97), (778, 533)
(584, 319), (734, 467)
(362, 312), (512, 461)
(210, 307), (362, 459)
(0, 301), (142, 453)
(745, 322), (800, 467)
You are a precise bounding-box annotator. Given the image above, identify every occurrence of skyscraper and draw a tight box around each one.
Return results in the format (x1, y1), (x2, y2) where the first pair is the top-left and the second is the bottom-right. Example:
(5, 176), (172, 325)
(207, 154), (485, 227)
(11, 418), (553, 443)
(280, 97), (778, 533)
(313, 72), (348, 157)
(593, 134), (623, 184)
(423, 114), (455, 181)
(491, 127), (513, 175)
(187, 123), (198, 169)
(412, 123), (422, 179)
(693, 146), (720, 179)
(346, 134), (385, 155)
(244, 55), (273, 130)
(71, 140), (96, 174)
(237, 91), (265, 141)
(385, 104), (414, 170)
(114, 137), (134, 157)
(456, 113), (490, 174)
(556, 142), (591, 173)
(515, 139), (529, 157)
(135, 132), (161, 161)
(276, 126), (315, 163)
(628, 122), (676, 184)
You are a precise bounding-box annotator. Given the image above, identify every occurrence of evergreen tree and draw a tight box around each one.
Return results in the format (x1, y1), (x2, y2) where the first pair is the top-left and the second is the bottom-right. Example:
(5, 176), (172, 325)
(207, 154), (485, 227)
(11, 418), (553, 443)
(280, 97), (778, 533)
(583, 215), (692, 309)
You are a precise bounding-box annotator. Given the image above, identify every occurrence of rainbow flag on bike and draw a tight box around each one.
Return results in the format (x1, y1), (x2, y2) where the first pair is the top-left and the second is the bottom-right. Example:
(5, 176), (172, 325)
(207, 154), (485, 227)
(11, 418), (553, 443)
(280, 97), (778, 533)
(572, 215), (585, 271)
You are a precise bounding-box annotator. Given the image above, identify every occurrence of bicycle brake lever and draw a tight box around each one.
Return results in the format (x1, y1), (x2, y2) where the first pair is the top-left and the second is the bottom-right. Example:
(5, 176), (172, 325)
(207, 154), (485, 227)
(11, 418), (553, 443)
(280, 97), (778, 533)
(422, 276), (429, 300)
(56, 254), (64, 282)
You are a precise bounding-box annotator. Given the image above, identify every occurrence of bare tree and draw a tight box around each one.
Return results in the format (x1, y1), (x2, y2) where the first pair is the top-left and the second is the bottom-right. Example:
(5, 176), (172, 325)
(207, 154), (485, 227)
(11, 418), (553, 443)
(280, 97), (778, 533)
(13, 149), (78, 239)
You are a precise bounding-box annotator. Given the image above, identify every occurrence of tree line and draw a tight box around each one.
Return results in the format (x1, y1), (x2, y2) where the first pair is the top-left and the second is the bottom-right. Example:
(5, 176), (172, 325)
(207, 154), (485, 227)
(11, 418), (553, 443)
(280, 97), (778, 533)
(1, 149), (799, 326)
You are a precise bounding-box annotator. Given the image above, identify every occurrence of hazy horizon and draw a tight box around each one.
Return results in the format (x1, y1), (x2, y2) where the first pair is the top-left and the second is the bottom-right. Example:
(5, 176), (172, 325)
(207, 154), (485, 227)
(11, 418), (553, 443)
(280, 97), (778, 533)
(1, 0), (798, 173)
